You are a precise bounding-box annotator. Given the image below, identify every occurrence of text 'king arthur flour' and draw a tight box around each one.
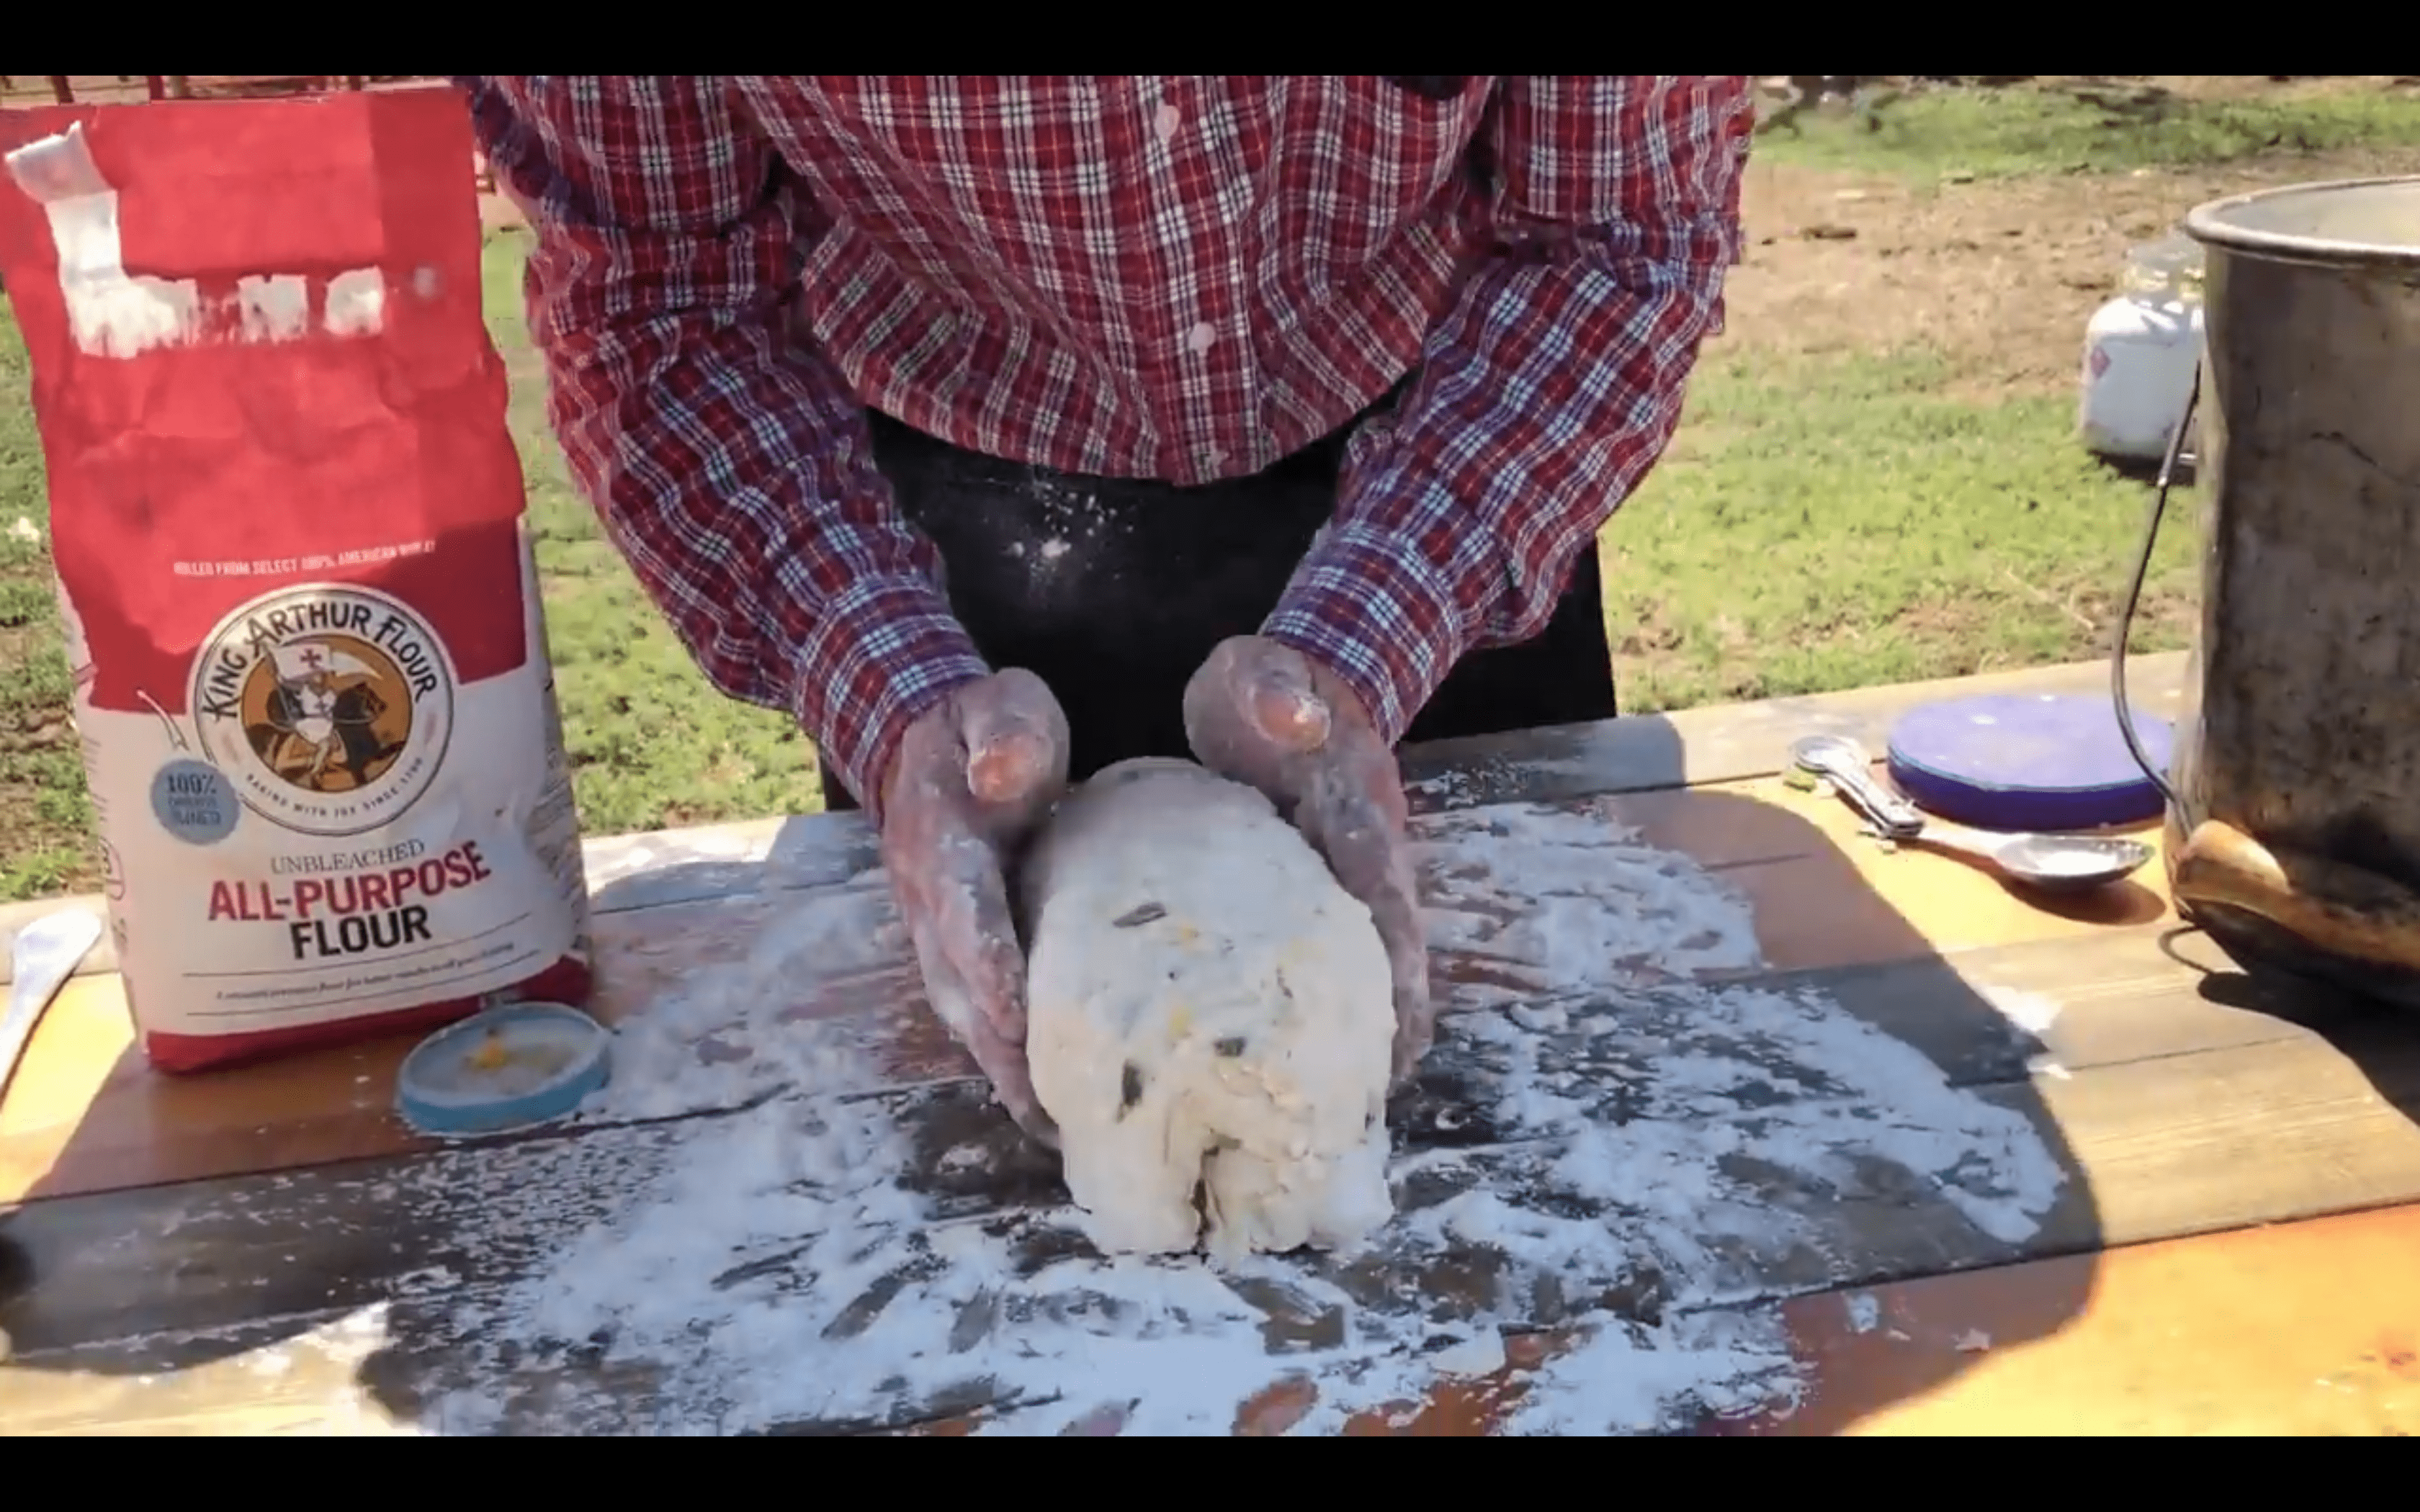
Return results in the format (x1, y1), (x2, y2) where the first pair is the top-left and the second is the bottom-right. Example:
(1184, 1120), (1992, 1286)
(0, 89), (591, 1070)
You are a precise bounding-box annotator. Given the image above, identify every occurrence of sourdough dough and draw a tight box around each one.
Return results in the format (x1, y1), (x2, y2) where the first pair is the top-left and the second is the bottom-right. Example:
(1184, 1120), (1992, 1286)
(1020, 757), (1397, 1263)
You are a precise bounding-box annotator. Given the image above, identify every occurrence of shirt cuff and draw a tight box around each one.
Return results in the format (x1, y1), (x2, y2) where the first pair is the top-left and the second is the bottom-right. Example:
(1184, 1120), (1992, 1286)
(788, 572), (989, 822)
(1264, 520), (1471, 749)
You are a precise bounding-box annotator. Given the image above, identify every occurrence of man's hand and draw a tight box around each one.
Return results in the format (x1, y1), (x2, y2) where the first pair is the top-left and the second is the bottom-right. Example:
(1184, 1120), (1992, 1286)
(1183, 635), (1433, 1084)
(879, 669), (1070, 1144)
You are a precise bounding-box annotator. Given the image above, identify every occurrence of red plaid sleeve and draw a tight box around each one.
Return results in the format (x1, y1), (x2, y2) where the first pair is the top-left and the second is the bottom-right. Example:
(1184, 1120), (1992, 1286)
(1265, 76), (1752, 745)
(457, 76), (986, 817)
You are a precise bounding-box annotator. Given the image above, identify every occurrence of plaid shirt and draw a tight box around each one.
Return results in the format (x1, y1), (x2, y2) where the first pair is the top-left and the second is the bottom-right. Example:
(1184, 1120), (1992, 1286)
(460, 76), (1750, 816)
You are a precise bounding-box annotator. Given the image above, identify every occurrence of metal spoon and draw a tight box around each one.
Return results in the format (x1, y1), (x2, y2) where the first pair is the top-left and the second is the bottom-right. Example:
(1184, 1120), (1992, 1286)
(1, 909), (104, 1102)
(1789, 734), (2151, 894)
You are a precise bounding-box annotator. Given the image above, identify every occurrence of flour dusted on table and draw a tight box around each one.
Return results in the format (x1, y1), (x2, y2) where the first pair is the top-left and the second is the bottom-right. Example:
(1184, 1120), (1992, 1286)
(1020, 758), (1397, 1262)
(0, 94), (591, 1069)
(387, 795), (2067, 1436)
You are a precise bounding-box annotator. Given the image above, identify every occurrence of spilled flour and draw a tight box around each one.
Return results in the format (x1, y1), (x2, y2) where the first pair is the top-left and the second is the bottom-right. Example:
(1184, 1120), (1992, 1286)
(398, 798), (2063, 1436)
(1420, 803), (1768, 995)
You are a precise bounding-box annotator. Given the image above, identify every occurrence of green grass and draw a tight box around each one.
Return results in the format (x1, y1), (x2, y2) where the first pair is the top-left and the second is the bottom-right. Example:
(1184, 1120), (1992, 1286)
(1757, 78), (2420, 181)
(0, 305), (94, 901)
(479, 237), (823, 840)
(1603, 347), (2195, 714)
(6, 78), (2408, 898)
(0, 238), (819, 900)
(0, 240), (2198, 899)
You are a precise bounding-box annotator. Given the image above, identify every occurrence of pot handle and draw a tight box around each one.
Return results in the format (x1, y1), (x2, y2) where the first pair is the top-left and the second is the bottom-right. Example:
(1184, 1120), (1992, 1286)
(2172, 819), (2420, 976)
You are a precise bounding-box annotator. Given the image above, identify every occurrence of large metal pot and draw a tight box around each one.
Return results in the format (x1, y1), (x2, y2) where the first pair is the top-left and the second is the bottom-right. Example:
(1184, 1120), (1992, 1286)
(2150, 177), (2420, 1003)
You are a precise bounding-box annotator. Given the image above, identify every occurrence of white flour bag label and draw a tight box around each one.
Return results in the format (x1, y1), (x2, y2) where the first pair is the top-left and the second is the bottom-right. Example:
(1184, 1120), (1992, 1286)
(0, 89), (592, 1070)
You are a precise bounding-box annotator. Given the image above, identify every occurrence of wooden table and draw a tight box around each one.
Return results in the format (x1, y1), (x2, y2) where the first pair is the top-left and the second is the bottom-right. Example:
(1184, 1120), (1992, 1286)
(2, 652), (2417, 1436)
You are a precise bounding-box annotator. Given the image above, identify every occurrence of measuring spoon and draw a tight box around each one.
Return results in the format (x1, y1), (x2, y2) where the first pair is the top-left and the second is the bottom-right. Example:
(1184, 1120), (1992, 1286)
(1789, 734), (2151, 895)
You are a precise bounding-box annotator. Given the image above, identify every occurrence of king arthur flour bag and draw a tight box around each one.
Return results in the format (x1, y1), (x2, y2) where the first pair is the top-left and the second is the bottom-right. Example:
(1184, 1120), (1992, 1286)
(0, 87), (592, 1071)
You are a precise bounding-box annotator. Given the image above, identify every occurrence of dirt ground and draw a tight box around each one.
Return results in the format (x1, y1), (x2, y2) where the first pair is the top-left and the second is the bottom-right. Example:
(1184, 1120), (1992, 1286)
(1726, 76), (2420, 397)
(0, 75), (405, 104)
(475, 148), (2420, 387)
(1724, 151), (2396, 400)
(462, 75), (2420, 402)
(14, 74), (2416, 402)
(4, 74), (2415, 894)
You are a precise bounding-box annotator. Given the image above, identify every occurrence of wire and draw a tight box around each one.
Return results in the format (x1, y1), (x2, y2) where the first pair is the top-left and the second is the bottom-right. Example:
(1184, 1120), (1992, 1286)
(2110, 364), (2198, 824)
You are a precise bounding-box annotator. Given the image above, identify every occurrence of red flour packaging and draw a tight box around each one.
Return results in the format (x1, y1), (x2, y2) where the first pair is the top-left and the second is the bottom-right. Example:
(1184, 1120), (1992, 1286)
(0, 87), (593, 1070)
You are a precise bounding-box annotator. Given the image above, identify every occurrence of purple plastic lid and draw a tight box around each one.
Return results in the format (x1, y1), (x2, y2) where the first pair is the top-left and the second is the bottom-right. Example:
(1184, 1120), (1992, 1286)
(1886, 693), (2174, 832)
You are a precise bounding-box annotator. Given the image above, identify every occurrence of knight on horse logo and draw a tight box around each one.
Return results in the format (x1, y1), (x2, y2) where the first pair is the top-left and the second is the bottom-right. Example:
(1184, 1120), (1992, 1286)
(191, 585), (456, 837)
(256, 633), (405, 788)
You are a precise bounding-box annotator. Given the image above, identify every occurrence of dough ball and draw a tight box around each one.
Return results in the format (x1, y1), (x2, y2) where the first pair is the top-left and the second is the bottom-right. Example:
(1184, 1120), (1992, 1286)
(1020, 758), (1397, 1264)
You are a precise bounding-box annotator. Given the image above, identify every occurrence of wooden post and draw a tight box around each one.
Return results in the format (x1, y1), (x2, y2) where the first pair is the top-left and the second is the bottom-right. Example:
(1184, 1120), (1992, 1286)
(48, 76), (73, 105)
(144, 76), (166, 102)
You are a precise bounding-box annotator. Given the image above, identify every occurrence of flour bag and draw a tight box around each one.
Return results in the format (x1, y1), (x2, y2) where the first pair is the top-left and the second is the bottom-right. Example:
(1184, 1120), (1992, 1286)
(0, 87), (592, 1070)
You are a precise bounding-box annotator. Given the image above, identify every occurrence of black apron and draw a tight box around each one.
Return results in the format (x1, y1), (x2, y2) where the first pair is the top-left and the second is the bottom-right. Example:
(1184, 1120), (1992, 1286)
(821, 384), (1618, 811)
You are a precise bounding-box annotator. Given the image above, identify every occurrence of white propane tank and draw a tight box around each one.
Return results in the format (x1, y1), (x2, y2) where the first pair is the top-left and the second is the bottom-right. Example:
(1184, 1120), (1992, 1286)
(2079, 235), (2205, 462)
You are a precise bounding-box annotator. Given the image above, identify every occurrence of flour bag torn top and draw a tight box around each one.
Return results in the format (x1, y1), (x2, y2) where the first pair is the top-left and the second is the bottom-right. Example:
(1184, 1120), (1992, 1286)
(0, 88), (591, 1070)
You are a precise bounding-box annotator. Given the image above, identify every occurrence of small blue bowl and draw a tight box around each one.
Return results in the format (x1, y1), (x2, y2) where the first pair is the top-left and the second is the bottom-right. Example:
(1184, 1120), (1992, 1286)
(1886, 693), (2174, 832)
(395, 1002), (611, 1140)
